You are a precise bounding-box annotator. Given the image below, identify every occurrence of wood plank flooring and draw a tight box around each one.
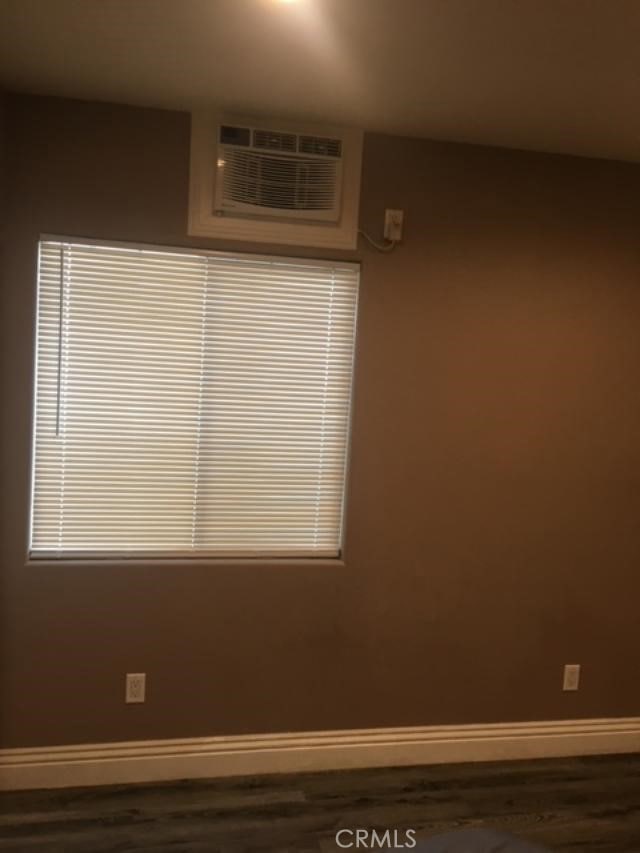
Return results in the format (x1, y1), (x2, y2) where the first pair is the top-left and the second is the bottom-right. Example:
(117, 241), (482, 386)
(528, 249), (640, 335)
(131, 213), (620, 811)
(1, 753), (640, 851)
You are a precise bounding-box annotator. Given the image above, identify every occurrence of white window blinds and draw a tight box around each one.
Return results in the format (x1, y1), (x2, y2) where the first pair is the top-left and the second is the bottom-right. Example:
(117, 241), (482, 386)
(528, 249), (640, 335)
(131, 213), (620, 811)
(31, 240), (359, 559)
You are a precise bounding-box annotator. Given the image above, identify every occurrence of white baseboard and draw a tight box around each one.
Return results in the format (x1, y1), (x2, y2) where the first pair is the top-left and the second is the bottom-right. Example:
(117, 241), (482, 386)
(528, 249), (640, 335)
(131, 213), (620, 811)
(1, 717), (639, 791)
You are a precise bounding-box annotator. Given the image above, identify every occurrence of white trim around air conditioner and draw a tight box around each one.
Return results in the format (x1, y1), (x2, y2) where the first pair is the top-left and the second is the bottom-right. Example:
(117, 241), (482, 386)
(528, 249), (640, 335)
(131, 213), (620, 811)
(188, 112), (363, 249)
(1, 717), (639, 791)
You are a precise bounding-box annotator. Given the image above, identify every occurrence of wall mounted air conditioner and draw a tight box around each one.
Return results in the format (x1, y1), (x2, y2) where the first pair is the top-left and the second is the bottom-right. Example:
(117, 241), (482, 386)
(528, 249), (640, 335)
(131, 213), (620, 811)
(188, 113), (363, 249)
(214, 123), (344, 223)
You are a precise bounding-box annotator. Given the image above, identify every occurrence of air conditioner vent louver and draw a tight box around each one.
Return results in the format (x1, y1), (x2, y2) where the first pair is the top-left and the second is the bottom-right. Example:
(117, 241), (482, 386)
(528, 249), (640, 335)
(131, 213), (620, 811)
(222, 149), (337, 212)
(253, 129), (297, 152)
(298, 135), (342, 158)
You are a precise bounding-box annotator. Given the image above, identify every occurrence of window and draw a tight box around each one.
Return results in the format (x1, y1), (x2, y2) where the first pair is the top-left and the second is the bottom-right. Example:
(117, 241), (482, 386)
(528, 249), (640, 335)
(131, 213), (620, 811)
(30, 239), (359, 559)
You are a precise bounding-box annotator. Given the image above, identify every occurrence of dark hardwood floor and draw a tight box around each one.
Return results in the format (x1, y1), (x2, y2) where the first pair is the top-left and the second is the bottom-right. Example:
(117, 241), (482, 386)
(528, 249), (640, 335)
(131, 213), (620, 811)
(2, 754), (640, 852)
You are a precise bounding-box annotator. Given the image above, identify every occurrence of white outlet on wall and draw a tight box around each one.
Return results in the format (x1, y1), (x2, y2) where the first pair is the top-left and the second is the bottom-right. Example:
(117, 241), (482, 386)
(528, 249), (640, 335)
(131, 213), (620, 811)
(384, 208), (404, 242)
(125, 672), (146, 704)
(563, 664), (580, 692)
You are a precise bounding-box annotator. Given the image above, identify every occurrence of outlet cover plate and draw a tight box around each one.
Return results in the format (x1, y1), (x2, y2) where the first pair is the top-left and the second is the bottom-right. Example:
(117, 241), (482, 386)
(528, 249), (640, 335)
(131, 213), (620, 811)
(125, 672), (146, 704)
(563, 664), (580, 691)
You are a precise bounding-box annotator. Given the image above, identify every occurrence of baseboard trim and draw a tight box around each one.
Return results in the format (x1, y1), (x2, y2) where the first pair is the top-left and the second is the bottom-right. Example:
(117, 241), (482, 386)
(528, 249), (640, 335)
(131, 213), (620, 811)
(1, 717), (639, 791)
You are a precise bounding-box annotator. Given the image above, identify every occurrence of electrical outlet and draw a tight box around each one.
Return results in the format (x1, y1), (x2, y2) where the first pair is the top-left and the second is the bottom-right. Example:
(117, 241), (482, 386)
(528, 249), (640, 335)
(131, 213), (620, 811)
(384, 208), (404, 242)
(125, 672), (146, 704)
(563, 664), (580, 692)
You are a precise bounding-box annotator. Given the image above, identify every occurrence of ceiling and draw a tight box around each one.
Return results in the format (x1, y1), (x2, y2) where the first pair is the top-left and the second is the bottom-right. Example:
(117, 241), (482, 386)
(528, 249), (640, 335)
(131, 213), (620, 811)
(1, 0), (639, 162)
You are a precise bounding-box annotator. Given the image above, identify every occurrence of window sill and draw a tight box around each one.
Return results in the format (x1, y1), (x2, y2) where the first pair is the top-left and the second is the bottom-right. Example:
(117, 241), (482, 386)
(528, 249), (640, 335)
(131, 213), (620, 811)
(25, 555), (346, 569)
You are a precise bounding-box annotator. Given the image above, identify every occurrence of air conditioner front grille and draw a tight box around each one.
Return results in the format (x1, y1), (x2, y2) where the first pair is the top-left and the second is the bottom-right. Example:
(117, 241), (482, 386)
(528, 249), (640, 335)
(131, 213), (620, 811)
(221, 149), (338, 212)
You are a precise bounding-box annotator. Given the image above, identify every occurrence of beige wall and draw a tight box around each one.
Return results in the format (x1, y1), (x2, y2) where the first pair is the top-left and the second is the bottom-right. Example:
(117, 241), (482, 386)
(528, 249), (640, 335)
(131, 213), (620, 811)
(2, 94), (640, 749)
